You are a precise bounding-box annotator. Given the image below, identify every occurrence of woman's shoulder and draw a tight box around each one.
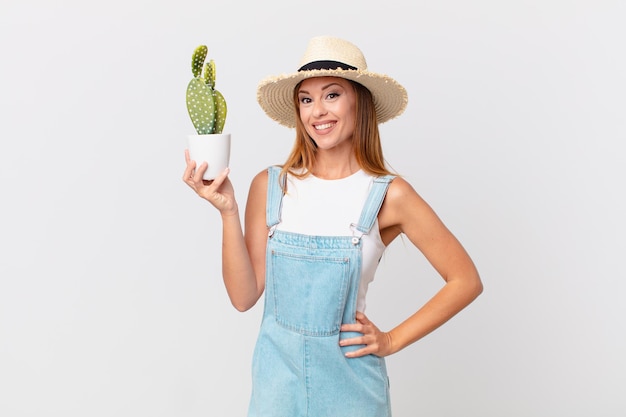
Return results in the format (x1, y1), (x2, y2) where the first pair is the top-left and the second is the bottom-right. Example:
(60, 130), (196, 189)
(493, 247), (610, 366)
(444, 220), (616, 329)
(248, 164), (285, 193)
(385, 175), (418, 200)
(248, 168), (270, 196)
(382, 176), (431, 218)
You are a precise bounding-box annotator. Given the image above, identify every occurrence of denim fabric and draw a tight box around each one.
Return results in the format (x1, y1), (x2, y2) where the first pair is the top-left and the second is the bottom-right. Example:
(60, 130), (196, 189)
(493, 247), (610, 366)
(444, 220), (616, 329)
(248, 166), (395, 417)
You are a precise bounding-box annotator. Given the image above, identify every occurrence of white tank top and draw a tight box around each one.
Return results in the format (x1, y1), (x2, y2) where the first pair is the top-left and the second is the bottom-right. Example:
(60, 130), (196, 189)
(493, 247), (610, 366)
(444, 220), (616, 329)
(276, 170), (387, 312)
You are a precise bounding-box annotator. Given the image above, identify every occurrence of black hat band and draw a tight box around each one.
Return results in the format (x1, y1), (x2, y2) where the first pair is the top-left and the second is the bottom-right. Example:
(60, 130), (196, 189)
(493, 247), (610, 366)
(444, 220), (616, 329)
(298, 60), (358, 72)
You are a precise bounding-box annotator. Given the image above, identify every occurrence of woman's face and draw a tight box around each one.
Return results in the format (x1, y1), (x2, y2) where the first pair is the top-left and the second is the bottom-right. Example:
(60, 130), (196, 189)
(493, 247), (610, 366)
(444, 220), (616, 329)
(297, 76), (356, 152)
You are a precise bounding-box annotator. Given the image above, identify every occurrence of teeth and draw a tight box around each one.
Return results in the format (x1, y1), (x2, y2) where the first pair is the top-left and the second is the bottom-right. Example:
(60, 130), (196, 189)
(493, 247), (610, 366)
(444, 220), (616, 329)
(314, 123), (334, 130)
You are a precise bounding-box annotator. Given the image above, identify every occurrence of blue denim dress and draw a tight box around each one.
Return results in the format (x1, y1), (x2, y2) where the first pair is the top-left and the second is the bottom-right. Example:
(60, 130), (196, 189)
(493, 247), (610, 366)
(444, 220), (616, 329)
(248, 166), (395, 417)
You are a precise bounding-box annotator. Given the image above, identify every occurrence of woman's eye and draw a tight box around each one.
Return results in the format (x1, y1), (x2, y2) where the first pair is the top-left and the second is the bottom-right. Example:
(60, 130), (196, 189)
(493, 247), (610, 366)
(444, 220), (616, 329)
(300, 97), (311, 104)
(327, 92), (340, 99)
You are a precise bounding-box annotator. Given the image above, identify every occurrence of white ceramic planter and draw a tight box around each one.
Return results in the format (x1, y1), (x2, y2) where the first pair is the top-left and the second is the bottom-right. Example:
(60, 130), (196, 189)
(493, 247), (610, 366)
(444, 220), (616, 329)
(188, 133), (231, 180)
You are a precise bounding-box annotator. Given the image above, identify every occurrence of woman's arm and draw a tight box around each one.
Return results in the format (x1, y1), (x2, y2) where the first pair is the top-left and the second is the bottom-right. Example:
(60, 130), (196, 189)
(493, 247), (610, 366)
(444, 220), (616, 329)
(183, 151), (268, 311)
(340, 176), (483, 357)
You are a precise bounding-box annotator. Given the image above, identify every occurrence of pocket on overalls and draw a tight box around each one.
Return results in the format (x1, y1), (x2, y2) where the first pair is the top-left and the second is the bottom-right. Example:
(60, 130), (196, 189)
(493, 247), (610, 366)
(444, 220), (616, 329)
(271, 250), (350, 336)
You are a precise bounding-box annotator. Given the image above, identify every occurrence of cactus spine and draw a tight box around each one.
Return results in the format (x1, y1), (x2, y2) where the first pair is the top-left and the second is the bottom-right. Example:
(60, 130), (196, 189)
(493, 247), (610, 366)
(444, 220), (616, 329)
(186, 45), (227, 134)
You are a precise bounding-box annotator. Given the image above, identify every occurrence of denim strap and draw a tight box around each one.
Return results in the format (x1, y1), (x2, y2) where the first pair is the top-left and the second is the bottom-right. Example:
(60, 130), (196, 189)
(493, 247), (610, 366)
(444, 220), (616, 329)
(353, 175), (396, 235)
(266, 166), (284, 232)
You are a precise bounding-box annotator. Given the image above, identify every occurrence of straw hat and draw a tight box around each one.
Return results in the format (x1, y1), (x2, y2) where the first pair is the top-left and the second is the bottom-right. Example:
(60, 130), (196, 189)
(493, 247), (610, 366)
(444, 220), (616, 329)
(257, 36), (408, 128)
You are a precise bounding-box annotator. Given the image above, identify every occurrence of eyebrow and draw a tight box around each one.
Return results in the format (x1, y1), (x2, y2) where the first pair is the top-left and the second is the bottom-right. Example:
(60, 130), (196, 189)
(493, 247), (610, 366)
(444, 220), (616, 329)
(298, 82), (343, 95)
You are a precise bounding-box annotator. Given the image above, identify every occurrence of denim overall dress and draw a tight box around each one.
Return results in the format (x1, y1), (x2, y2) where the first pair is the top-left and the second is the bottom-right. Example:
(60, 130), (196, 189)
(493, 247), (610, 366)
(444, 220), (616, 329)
(247, 166), (395, 417)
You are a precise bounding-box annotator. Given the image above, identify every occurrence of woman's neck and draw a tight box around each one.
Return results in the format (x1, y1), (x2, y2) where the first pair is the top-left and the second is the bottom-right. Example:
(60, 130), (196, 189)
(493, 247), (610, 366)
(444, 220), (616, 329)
(310, 152), (360, 180)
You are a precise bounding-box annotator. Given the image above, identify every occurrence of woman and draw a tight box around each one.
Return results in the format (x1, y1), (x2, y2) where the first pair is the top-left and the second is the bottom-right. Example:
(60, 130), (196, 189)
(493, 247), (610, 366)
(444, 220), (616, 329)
(183, 36), (482, 417)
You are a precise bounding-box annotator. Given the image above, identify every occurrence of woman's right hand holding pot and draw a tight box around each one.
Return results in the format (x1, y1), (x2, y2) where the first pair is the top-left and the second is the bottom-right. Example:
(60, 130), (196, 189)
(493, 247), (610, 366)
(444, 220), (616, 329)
(183, 149), (238, 217)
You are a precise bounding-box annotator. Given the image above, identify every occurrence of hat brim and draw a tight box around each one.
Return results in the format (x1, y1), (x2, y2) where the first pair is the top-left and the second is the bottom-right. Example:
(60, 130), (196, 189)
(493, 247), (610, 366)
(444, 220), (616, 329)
(257, 69), (408, 129)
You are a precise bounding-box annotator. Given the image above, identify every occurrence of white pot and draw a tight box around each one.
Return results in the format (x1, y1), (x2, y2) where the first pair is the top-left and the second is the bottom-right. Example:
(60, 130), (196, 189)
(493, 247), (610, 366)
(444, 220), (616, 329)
(188, 133), (231, 180)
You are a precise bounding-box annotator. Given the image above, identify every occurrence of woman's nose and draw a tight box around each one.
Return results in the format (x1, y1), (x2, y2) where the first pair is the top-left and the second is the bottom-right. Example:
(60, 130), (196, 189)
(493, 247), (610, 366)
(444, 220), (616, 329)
(313, 100), (328, 117)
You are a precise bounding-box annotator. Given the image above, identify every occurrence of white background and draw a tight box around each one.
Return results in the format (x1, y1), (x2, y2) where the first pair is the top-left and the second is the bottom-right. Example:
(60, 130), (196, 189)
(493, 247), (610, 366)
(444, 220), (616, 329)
(1, 1), (624, 416)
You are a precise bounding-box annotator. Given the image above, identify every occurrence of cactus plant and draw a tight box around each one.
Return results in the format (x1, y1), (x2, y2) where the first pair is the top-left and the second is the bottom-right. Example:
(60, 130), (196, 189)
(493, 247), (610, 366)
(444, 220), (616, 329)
(186, 45), (227, 135)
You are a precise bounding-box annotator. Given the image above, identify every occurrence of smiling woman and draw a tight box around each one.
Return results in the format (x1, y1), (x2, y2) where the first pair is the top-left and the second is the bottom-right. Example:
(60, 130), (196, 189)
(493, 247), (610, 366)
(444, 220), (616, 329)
(183, 35), (482, 417)
(1, 2), (624, 417)
(295, 77), (358, 155)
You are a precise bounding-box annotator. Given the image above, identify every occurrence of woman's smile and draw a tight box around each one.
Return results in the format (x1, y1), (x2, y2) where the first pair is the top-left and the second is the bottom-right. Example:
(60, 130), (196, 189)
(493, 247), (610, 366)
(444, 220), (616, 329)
(313, 122), (336, 131)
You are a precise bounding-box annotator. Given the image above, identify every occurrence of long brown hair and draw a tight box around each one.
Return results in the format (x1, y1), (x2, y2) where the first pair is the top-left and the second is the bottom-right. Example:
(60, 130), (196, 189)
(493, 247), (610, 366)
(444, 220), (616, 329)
(279, 79), (395, 185)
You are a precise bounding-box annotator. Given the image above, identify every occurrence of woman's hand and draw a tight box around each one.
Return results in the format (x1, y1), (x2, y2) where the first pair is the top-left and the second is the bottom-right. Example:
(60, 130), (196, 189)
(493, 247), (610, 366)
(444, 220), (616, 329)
(182, 149), (238, 216)
(339, 311), (394, 358)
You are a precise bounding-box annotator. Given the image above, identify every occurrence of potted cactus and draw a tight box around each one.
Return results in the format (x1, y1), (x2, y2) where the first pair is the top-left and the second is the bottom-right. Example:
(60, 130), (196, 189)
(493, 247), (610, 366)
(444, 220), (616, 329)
(186, 45), (230, 180)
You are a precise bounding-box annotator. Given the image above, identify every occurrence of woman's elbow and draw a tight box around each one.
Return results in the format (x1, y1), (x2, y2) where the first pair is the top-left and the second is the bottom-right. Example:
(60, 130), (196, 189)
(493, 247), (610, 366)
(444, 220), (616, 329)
(231, 299), (256, 312)
(229, 291), (262, 312)
(470, 273), (484, 299)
